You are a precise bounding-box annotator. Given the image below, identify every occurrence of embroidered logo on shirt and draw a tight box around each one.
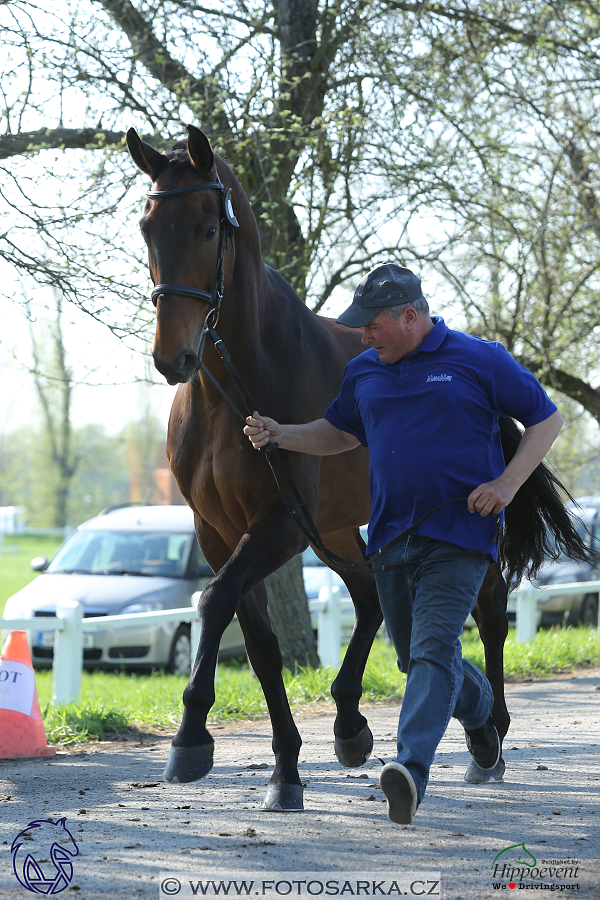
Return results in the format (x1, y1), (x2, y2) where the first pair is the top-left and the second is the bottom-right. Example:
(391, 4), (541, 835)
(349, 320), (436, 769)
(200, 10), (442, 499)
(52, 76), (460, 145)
(426, 374), (453, 382)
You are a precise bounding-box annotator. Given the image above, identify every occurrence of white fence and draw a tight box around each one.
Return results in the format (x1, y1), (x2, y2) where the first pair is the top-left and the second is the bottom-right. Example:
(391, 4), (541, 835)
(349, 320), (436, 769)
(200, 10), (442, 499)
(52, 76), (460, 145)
(0, 583), (351, 707)
(510, 580), (600, 641)
(1, 580), (598, 707)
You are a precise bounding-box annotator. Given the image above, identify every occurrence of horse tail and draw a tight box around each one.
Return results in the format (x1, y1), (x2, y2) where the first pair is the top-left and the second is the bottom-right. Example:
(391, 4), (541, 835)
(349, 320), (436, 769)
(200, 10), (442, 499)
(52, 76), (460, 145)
(499, 416), (591, 584)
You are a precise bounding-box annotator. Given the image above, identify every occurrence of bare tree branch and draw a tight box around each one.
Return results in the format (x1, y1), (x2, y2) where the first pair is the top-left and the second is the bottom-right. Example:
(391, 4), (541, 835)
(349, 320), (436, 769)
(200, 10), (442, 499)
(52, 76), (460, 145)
(0, 127), (164, 160)
(566, 138), (600, 242)
(382, 0), (600, 56)
(524, 360), (600, 426)
(95, 0), (200, 93)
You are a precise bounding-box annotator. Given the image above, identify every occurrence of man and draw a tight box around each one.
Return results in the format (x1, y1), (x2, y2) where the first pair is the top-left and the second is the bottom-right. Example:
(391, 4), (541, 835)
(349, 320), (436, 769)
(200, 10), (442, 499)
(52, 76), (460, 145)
(244, 264), (562, 825)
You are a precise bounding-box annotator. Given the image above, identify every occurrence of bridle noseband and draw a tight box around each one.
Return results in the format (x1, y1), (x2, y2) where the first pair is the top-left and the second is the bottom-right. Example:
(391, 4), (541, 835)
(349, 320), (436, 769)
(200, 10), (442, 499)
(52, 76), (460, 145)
(147, 174), (239, 324)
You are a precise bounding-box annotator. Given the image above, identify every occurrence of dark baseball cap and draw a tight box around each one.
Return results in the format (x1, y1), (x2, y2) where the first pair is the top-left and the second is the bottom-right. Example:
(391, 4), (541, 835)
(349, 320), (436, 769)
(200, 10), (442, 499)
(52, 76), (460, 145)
(336, 264), (424, 328)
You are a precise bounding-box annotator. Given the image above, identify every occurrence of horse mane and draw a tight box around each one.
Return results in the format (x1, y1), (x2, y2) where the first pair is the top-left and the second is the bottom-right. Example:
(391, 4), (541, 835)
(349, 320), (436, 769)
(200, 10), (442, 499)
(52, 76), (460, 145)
(499, 416), (592, 584)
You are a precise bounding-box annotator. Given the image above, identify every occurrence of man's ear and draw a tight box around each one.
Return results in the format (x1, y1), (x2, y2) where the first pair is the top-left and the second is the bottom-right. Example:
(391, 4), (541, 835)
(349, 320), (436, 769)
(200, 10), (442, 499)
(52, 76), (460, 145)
(403, 306), (419, 326)
(126, 128), (168, 180)
(187, 125), (215, 174)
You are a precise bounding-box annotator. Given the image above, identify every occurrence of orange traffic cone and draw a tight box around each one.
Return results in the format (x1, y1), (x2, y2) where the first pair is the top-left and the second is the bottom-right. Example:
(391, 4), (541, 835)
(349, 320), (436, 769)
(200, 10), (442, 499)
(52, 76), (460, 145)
(0, 631), (56, 759)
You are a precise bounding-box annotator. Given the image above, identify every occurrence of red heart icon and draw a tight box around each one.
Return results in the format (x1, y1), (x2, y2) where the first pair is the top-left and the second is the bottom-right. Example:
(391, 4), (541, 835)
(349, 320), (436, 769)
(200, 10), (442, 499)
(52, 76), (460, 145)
(509, 885), (516, 890)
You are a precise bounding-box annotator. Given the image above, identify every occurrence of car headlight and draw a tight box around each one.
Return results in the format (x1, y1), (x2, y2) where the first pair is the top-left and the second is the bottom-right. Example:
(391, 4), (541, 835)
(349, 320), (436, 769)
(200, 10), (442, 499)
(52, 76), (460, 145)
(120, 601), (164, 615)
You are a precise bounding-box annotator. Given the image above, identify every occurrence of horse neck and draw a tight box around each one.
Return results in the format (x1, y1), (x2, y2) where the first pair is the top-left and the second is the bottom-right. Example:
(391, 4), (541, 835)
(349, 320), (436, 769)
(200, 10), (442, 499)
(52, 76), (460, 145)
(207, 233), (296, 371)
(198, 165), (315, 409)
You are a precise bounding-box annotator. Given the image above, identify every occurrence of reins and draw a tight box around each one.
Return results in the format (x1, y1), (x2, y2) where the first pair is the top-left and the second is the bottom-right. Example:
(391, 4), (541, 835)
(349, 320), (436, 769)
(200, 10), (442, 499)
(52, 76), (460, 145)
(145, 178), (500, 574)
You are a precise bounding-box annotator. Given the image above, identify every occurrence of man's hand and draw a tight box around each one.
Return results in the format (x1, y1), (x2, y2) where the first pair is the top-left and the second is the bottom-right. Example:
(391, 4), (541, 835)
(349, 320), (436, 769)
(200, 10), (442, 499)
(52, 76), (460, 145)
(468, 410), (563, 517)
(244, 413), (359, 455)
(244, 412), (281, 449)
(468, 477), (518, 517)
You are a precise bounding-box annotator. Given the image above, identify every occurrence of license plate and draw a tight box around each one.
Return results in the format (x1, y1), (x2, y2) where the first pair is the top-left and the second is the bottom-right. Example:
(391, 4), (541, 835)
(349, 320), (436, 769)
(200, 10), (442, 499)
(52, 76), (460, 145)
(38, 632), (95, 648)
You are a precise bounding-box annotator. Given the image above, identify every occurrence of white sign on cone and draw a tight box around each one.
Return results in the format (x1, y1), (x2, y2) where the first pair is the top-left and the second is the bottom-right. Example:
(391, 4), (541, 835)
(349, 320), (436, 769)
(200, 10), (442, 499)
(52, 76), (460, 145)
(0, 660), (35, 716)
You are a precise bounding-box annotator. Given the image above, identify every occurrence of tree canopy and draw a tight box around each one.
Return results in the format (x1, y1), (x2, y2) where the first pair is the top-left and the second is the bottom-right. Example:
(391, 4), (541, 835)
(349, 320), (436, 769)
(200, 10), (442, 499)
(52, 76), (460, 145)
(2, 1), (600, 418)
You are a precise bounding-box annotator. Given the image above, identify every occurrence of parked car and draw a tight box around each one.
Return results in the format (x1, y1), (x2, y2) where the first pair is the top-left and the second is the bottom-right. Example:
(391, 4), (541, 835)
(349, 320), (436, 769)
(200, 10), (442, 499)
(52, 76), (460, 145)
(2, 504), (244, 675)
(506, 498), (600, 628)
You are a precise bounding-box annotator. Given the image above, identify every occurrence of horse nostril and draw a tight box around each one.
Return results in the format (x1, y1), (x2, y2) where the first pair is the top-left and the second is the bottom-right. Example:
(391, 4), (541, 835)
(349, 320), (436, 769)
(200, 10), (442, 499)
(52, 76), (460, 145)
(179, 352), (198, 377)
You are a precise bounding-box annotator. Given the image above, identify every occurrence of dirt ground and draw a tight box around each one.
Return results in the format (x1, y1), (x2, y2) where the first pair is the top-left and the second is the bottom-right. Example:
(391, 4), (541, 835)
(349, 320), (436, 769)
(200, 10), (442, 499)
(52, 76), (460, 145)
(0, 668), (599, 900)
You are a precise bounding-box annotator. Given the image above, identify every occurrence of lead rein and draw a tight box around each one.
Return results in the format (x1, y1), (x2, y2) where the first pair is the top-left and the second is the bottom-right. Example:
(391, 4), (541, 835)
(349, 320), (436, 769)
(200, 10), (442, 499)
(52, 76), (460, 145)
(202, 324), (500, 574)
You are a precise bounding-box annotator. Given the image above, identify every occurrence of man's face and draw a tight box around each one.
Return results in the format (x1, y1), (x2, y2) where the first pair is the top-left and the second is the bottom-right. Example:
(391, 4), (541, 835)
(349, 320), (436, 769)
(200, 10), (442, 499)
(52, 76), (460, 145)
(361, 308), (416, 364)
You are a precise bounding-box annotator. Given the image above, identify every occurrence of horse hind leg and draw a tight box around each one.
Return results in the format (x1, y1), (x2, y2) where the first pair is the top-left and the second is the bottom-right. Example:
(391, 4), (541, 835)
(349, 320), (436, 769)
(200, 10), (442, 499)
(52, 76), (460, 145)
(318, 529), (384, 767)
(236, 585), (304, 811)
(466, 563), (510, 785)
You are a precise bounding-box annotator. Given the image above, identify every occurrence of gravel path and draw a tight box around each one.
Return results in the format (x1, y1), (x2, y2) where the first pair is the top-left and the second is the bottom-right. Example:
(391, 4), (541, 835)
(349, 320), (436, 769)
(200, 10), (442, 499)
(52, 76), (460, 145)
(1, 669), (599, 900)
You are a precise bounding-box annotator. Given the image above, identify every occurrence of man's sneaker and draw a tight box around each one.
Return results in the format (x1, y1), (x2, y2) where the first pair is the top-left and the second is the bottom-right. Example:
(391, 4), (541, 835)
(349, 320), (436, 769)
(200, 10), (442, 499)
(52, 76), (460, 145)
(464, 716), (501, 770)
(379, 762), (418, 825)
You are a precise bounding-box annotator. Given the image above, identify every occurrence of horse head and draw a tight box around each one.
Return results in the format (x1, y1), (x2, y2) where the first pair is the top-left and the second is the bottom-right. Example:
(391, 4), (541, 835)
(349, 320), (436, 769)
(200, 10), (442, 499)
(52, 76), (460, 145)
(127, 125), (245, 385)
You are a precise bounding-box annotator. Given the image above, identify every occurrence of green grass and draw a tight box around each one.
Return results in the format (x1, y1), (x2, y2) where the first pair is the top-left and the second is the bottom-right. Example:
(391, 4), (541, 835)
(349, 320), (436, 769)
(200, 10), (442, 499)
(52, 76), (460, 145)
(0, 535), (63, 613)
(32, 626), (600, 745)
(463, 623), (600, 679)
(34, 639), (405, 744)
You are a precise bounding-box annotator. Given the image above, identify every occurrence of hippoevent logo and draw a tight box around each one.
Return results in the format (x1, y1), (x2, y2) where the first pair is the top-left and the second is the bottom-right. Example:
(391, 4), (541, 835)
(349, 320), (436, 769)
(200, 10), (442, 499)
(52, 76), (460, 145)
(490, 843), (580, 891)
(11, 818), (79, 894)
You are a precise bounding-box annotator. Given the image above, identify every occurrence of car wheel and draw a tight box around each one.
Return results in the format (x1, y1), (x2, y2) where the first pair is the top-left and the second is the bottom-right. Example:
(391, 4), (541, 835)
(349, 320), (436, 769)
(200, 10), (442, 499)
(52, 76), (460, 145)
(168, 625), (192, 676)
(579, 594), (599, 628)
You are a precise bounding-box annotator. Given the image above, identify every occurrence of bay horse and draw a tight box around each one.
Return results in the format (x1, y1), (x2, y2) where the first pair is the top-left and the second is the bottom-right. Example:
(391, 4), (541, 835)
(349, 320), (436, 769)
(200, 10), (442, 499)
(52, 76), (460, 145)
(126, 124), (587, 809)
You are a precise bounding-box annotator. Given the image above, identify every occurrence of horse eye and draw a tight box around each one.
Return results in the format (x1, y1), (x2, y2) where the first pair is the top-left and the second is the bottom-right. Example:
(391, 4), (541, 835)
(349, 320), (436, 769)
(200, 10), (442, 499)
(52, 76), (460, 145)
(204, 227), (217, 241)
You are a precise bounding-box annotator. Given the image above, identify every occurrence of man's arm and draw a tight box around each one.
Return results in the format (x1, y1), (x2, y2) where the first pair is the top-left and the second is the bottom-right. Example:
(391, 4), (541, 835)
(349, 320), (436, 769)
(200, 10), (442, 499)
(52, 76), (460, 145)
(244, 412), (360, 455)
(468, 410), (563, 516)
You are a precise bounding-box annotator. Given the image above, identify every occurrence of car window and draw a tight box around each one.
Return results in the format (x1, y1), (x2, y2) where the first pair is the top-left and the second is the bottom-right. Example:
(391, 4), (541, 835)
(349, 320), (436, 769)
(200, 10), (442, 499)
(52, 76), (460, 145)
(47, 530), (193, 578)
(186, 540), (209, 578)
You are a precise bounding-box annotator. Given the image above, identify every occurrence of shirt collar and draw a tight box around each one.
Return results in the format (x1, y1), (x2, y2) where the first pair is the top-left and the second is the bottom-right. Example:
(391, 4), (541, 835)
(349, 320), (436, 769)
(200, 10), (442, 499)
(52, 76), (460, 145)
(414, 316), (447, 354)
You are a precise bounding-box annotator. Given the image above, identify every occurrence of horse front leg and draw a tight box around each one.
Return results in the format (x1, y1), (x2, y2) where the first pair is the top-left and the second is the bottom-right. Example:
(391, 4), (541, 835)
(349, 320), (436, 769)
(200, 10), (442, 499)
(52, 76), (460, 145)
(164, 513), (305, 809)
(466, 562), (510, 784)
(236, 584), (303, 810)
(163, 519), (234, 784)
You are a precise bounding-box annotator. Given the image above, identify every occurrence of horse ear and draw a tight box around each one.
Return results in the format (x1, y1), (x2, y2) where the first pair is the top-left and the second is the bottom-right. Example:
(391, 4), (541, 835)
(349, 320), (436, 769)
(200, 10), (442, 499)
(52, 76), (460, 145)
(186, 125), (215, 174)
(126, 128), (168, 180)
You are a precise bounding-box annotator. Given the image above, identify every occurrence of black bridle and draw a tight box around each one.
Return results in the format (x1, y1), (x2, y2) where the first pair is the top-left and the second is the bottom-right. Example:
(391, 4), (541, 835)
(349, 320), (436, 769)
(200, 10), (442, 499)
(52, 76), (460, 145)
(148, 174), (239, 322)
(144, 178), (500, 573)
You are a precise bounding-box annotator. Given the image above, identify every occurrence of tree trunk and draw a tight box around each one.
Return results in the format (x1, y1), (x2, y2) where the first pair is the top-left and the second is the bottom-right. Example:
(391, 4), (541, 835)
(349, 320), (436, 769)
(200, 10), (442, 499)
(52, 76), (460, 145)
(265, 554), (320, 671)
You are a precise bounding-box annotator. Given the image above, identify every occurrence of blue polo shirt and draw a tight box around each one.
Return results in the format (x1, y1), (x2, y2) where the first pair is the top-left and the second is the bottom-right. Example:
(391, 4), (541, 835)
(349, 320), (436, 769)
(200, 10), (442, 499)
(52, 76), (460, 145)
(324, 317), (557, 558)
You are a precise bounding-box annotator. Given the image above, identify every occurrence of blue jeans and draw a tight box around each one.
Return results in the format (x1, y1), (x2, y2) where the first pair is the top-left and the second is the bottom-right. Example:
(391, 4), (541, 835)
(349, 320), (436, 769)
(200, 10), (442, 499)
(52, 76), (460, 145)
(374, 534), (493, 803)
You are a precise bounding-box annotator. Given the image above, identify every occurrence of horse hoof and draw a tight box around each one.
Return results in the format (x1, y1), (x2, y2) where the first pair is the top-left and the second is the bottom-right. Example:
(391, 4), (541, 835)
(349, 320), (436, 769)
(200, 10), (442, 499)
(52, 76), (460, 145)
(464, 756), (505, 784)
(334, 724), (373, 768)
(163, 743), (214, 783)
(260, 783), (304, 812)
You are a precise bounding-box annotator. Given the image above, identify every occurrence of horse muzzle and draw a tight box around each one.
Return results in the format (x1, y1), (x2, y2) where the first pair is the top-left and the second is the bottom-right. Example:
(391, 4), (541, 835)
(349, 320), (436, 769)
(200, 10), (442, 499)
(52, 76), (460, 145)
(152, 348), (198, 385)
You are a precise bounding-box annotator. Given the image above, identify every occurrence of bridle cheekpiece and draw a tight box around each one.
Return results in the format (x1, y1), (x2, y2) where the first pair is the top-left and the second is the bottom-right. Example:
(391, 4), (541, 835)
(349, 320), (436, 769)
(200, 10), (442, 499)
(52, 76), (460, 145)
(147, 173), (239, 326)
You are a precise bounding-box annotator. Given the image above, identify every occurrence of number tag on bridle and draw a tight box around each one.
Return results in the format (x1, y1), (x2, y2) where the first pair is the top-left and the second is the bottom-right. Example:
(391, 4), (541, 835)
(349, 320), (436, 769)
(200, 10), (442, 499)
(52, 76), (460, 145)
(224, 188), (239, 228)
